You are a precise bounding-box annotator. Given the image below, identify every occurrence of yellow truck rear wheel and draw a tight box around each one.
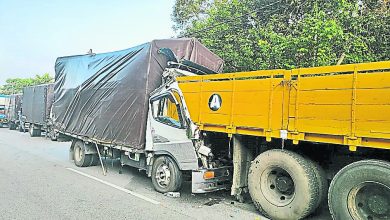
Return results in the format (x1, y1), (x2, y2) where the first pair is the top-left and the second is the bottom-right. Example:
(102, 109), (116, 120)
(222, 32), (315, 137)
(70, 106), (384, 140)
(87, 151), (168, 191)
(328, 160), (390, 220)
(248, 149), (320, 220)
(308, 159), (328, 211)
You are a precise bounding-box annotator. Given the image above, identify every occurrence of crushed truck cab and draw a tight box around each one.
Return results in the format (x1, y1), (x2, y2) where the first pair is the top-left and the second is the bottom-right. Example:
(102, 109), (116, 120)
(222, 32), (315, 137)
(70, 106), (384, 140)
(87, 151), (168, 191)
(147, 79), (232, 193)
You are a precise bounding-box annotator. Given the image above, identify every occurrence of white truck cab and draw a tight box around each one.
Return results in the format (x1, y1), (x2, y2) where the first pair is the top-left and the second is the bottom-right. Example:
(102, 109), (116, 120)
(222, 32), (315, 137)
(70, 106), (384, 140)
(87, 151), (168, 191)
(146, 72), (231, 193)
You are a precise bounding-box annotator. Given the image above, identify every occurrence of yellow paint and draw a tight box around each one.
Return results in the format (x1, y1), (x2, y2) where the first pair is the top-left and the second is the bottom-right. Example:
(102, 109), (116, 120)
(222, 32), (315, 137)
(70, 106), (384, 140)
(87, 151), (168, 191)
(177, 61), (390, 151)
(166, 97), (179, 121)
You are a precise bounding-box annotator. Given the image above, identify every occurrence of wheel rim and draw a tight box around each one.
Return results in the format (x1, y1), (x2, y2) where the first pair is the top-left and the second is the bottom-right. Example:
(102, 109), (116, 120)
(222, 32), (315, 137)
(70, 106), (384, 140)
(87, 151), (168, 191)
(74, 145), (83, 162)
(348, 181), (390, 220)
(50, 130), (57, 139)
(155, 162), (171, 188)
(260, 166), (295, 207)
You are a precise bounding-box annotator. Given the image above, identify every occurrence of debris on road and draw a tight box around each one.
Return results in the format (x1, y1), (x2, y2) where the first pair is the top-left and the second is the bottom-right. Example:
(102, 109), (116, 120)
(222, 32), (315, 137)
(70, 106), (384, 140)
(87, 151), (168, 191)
(203, 198), (223, 206)
(164, 192), (180, 198)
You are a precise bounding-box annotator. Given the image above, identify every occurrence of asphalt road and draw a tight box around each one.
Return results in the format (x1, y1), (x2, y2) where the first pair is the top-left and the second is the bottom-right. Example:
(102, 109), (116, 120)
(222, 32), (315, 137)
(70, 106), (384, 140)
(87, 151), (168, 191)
(0, 128), (331, 220)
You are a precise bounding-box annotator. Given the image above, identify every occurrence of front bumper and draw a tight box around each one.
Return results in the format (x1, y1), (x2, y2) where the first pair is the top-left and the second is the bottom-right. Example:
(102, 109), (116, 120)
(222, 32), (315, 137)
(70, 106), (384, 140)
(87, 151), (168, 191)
(192, 166), (232, 193)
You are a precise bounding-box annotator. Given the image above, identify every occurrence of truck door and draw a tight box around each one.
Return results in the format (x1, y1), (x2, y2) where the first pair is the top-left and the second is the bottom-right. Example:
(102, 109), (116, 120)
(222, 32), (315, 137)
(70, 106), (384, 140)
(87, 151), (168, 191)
(149, 91), (198, 170)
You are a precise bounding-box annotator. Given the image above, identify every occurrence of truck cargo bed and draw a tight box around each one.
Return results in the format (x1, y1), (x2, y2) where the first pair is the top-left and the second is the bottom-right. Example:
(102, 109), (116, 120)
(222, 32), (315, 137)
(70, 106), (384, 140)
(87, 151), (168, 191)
(178, 61), (390, 151)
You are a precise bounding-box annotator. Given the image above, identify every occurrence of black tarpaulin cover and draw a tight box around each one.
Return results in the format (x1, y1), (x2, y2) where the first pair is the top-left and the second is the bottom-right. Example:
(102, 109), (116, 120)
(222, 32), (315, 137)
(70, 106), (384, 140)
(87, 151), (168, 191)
(7, 94), (22, 121)
(53, 38), (223, 149)
(22, 83), (54, 125)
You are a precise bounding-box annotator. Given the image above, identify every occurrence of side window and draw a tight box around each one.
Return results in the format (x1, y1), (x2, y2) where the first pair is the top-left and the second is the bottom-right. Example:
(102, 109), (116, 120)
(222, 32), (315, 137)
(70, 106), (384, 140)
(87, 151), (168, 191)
(151, 94), (183, 128)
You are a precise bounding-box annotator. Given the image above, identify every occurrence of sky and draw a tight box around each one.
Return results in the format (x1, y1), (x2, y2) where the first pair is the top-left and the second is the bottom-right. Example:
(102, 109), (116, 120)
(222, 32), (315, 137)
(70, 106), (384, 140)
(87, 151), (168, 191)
(0, 0), (176, 85)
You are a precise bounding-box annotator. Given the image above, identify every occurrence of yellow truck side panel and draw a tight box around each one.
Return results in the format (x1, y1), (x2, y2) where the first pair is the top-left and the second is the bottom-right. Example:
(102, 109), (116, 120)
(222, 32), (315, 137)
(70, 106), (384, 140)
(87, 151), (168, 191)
(177, 61), (390, 151)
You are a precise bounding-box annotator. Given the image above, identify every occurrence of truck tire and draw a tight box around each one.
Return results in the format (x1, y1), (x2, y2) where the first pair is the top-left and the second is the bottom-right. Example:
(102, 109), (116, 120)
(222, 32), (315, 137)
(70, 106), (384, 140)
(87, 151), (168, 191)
(35, 127), (41, 137)
(19, 124), (24, 132)
(73, 141), (93, 167)
(29, 125), (35, 137)
(248, 149), (319, 220)
(9, 122), (16, 130)
(328, 160), (390, 220)
(29, 124), (41, 137)
(151, 156), (182, 193)
(49, 129), (58, 141)
(89, 154), (100, 166)
(308, 160), (328, 210)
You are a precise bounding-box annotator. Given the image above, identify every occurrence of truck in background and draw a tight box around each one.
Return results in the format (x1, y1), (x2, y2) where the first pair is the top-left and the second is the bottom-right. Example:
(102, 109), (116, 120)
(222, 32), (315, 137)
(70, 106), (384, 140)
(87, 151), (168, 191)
(21, 84), (55, 138)
(7, 94), (23, 131)
(0, 95), (10, 127)
(0, 104), (8, 127)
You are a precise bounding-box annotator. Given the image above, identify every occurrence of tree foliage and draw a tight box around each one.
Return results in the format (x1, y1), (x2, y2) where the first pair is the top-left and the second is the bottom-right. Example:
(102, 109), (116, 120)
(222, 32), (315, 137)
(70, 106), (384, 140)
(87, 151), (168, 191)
(0, 73), (54, 95)
(172, 0), (389, 72)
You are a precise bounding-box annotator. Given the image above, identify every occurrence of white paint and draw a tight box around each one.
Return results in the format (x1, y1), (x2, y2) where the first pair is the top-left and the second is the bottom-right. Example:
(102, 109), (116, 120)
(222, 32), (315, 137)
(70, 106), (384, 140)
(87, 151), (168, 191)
(280, 130), (288, 140)
(209, 94), (221, 110)
(154, 140), (192, 145)
(66, 167), (160, 205)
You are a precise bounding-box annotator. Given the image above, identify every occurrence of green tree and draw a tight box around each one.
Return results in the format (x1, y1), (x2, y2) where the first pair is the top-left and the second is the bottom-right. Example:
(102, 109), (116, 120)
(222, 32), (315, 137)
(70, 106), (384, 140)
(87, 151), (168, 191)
(173, 0), (389, 72)
(0, 73), (54, 95)
(172, 0), (213, 33)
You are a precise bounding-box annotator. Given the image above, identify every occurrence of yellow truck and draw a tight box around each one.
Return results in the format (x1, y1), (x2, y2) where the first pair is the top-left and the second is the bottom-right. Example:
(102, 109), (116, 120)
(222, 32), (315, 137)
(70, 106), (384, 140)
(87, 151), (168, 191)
(173, 61), (390, 220)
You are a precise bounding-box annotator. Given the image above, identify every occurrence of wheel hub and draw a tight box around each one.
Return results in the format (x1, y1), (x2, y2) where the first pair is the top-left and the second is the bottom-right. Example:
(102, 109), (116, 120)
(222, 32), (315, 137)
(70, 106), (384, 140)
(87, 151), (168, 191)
(74, 145), (83, 162)
(155, 164), (171, 188)
(275, 176), (294, 194)
(348, 181), (390, 220)
(367, 195), (388, 215)
(260, 167), (295, 207)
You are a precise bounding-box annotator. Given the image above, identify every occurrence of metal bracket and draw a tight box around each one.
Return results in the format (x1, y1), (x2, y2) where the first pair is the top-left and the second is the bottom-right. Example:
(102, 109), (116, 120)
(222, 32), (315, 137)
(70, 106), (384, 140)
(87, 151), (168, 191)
(95, 143), (106, 176)
(344, 136), (361, 152)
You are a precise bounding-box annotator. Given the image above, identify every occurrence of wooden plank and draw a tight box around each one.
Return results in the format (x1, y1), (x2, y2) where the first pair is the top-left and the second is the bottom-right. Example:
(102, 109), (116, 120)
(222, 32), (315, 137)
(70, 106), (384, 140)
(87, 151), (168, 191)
(299, 74), (353, 90)
(201, 113), (230, 126)
(299, 90), (352, 105)
(178, 82), (201, 93)
(233, 115), (268, 128)
(201, 81), (233, 92)
(356, 88), (390, 104)
(235, 79), (273, 92)
(297, 104), (351, 121)
(296, 119), (351, 135)
(357, 72), (390, 89)
(232, 91), (284, 115)
(355, 105), (390, 121)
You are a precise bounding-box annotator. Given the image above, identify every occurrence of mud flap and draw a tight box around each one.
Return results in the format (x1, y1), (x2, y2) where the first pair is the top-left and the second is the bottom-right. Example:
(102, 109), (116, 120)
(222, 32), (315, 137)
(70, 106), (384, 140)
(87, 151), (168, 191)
(231, 135), (254, 202)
